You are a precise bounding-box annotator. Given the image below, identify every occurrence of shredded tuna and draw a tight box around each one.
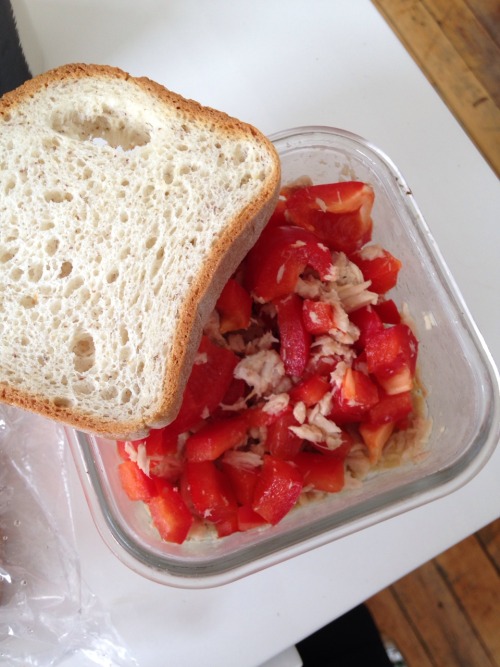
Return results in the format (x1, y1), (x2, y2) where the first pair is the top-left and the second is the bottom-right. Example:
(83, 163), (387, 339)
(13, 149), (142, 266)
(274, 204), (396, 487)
(330, 361), (349, 388)
(315, 197), (327, 212)
(311, 336), (355, 363)
(263, 392), (290, 415)
(337, 280), (378, 312)
(135, 442), (150, 477)
(308, 391), (334, 419)
(358, 243), (386, 260)
(194, 352), (208, 365)
(293, 401), (307, 424)
(334, 253), (365, 286)
(222, 449), (262, 469)
(203, 310), (227, 346)
(234, 349), (286, 397)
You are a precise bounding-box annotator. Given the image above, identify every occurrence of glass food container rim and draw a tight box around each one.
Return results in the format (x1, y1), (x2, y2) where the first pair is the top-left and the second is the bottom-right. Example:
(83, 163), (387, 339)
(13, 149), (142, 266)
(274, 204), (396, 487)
(67, 126), (500, 589)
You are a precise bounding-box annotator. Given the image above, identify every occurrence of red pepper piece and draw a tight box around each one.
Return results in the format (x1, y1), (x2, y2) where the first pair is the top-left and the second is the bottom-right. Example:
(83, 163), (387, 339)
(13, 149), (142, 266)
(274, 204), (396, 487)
(244, 404), (288, 429)
(349, 305), (384, 350)
(373, 299), (401, 324)
(368, 391), (413, 425)
(302, 299), (337, 335)
(181, 460), (238, 524)
(185, 414), (249, 462)
(294, 451), (345, 493)
(285, 182), (374, 254)
(221, 460), (260, 506)
(121, 431), (183, 481)
(215, 512), (240, 538)
(264, 185), (300, 232)
(252, 456), (303, 525)
(237, 505), (270, 532)
(118, 460), (156, 502)
(330, 368), (380, 423)
(289, 374), (330, 407)
(274, 293), (311, 377)
(306, 354), (339, 378)
(351, 246), (402, 294)
(173, 335), (239, 432)
(309, 428), (355, 458)
(365, 324), (418, 395)
(148, 480), (194, 544)
(244, 225), (333, 302)
(215, 278), (252, 333)
(265, 407), (303, 459)
(358, 421), (395, 464)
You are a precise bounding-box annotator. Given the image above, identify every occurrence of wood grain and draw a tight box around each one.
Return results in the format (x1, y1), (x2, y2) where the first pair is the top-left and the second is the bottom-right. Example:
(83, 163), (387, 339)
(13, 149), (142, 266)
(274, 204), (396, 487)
(366, 588), (435, 666)
(478, 520), (500, 572)
(366, 526), (500, 667)
(436, 534), (500, 662)
(372, 0), (500, 175)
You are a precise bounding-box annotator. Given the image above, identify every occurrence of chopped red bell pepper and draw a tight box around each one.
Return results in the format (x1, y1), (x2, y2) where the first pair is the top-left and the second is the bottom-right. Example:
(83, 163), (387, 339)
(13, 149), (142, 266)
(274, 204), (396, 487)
(237, 505), (269, 532)
(302, 299), (337, 335)
(359, 421), (395, 464)
(244, 225), (333, 302)
(148, 480), (194, 544)
(215, 278), (252, 333)
(221, 459), (260, 506)
(368, 390), (413, 424)
(274, 292), (311, 377)
(351, 246), (402, 294)
(214, 512), (240, 538)
(173, 335), (239, 432)
(119, 434), (183, 482)
(181, 460), (238, 524)
(244, 403), (288, 429)
(289, 373), (330, 407)
(265, 407), (303, 459)
(252, 456), (303, 525)
(373, 299), (401, 324)
(294, 451), (345, 493)
(330, 367), (380, 423)
(285, 182), (374, 254)
(349, 305), (384, 350)
(185, 414), (249, 462)
(309, 428), (355, 458)
(306, 354), (339, 378)
(118, 460), (156, 502)
(264, 185), (299, 231)
(365, 324), (418, 394)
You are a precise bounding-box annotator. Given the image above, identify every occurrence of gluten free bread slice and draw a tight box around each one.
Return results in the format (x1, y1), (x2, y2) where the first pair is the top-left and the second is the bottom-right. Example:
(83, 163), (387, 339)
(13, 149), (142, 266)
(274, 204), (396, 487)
(0, 64), (280, 439)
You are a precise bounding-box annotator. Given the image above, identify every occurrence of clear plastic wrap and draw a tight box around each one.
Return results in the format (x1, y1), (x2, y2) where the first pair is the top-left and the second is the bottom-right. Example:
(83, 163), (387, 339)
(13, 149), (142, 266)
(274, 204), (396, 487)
(0, 406), (137, 666)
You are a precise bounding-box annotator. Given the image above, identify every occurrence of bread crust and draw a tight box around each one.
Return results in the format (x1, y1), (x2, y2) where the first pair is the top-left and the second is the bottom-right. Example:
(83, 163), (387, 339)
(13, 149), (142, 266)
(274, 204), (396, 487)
(0, 63), (280, 439)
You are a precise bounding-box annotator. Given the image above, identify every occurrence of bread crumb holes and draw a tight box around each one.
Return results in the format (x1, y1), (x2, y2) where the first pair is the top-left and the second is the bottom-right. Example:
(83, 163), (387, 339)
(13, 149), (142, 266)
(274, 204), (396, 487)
(71, 331), (95, 373)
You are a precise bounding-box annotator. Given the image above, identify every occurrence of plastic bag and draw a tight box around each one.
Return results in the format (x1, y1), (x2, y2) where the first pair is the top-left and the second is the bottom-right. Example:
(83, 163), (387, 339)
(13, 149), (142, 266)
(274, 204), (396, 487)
(0, 406), (137, 666)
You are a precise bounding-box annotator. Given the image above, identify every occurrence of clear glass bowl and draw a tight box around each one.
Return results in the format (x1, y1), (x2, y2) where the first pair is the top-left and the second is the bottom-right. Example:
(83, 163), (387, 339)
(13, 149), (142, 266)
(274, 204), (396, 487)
(66, 126), (500, 588)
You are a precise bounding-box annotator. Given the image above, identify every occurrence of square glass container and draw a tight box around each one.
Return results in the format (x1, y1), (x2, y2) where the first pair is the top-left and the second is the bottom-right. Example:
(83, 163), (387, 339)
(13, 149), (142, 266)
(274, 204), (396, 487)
(66, 126), (500, 589)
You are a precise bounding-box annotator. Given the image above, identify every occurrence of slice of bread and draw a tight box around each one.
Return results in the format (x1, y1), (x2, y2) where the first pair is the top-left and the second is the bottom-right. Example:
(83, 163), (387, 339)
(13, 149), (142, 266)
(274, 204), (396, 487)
(0, 63), (280, 439)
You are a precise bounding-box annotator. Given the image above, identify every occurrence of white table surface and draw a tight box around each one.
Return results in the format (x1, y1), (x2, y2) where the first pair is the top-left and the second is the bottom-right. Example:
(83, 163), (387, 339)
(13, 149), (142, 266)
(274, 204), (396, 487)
(11, 1), (500, 666)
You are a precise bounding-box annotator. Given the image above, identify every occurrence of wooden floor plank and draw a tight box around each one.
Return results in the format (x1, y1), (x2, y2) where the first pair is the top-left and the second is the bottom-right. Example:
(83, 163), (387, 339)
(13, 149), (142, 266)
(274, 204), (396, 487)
(372, 0), (500, 176)
(463, 0), (500, 44)
(477, 519), (500, 573)
(391, 560), (496, 667)
(366, 588), (435, 667)
(435, 534), (500, 665)
(422, 0), (500, 105)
